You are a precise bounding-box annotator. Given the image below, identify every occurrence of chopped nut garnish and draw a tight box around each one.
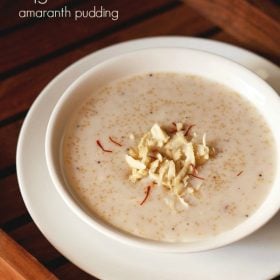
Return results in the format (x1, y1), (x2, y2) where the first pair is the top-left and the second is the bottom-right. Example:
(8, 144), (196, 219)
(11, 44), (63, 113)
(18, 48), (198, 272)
(125, 155), (146, 170)
(125, 123), (215, 210)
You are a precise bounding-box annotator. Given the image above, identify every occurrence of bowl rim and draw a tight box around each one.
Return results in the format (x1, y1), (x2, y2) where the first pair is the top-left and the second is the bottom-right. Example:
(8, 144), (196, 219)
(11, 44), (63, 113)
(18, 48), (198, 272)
(45, 47), (280, 253)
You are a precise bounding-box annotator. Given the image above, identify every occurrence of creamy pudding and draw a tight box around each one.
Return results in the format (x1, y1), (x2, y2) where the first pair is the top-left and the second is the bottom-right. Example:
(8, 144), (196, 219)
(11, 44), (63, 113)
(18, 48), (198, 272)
(62, 73), (276, 242)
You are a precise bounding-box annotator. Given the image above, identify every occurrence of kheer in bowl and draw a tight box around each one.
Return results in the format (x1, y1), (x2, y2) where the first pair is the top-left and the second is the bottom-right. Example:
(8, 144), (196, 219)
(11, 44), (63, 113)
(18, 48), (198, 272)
(45, 48), (280, 252)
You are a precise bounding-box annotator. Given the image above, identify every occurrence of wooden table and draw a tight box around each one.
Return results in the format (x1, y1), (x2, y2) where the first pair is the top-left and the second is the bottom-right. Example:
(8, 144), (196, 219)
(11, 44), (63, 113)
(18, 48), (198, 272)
(0, 1), (279, 279)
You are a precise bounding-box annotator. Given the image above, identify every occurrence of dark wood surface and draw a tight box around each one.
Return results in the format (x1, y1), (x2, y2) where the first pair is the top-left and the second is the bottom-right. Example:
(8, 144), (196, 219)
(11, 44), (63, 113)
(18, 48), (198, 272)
(0, 229), (58, 279)
(0, 1), (279, 279)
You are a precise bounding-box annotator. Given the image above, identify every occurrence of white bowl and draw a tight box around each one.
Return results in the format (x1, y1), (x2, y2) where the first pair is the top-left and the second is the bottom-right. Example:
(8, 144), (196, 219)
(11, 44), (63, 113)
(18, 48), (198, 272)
(45, 48), (280, 252)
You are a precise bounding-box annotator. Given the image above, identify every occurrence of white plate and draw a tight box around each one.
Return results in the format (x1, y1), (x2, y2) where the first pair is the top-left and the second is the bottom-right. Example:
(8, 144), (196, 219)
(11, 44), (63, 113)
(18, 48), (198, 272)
(17, 37), (280, 280)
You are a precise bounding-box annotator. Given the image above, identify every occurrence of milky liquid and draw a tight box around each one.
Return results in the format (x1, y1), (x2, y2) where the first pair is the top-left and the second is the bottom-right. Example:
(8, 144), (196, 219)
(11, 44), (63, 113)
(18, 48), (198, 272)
(63, 73), (276, 242)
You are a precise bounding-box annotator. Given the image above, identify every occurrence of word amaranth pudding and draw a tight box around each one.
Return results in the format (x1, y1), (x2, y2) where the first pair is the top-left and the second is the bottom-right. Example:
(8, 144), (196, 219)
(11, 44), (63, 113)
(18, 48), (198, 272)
(62, 72), (276, 242)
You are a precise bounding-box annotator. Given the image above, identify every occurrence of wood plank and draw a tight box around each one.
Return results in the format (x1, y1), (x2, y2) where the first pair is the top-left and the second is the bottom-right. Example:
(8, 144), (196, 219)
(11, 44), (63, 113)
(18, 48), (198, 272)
(250, 0), (280, 23)
(0, 0), (177, 76)
(5, 220), (97, 278)
(0, 175), (26, 224)
(0, 119), (22, 170)
(0, 258), (26, 280)
(211, 30), (249, 49)
(53, 262), (97, 280)
(0, 4), (215, 122)
(0, 229), (57, 280)
(212, 29), (280, 64)
(184, 0), (280, 61)
(0, 0), (74, 32)
(7, 222), (62, 264)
